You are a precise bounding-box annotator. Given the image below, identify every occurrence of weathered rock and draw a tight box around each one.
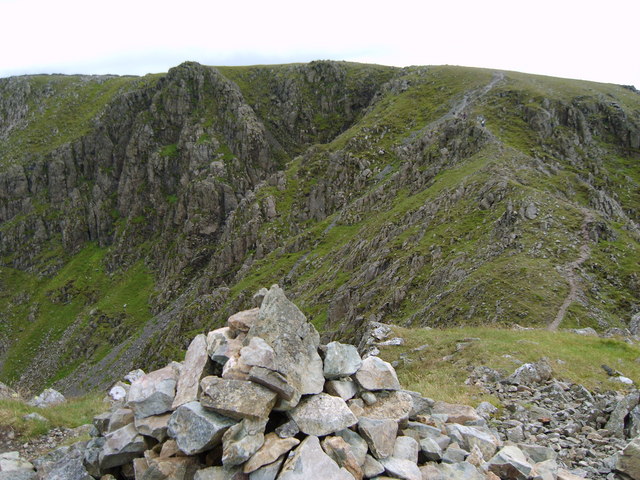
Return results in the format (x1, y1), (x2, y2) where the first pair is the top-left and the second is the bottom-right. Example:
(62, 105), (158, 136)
(248, 367), (296, 401)
(124, 369), (146, 384)
(127, 364), (180, 418)
(379, 456), (421, 480)
(393, 436), (419, 463)
(222, 418), (267, 467)
(359, 390), (413, 424)
(207, 327), (239, 366)
(135, 413), (171, 442)
(476, 401), (498, 419)
(247, 456), (284, 480)
(358, 417), (398, 460)
(419, 437), (443, 462)
(0, 382), (20, 401)
(487, 445), (534, 480)
(43, 454), (92, 480)
(505, 358), (553, 385)
(518, 443), (556, 463)
(240, 337), (276, 370)
(355, 356), (400, 391)
(361, 391), (377, 405)
(142, 456), (200, 480)
(27, 388), (65, 408)
(325, 379), (358, 401)
(23, 412), (47, 422)
(277, 435), (354, 480)
(321, 436), (363, 480)
(200, 376), (278, 421)
(0, 470), (36, 480)
(252, 288), (269, 308)
(243, 432), (300, 473)
(288, 393), (357, 436)
(441, 444), (469, 464)
(420, 461), (486, 480)
(228, 308), (259, 333)
(0, 451), (33, 471)
(172, 334), (211, 409)
(100, 423), (148, 469)
(616, 435), (640, 479)
(532, 459), (558, 480)
(323, 341), (362, 379)
(431, 401), (481, 424)
(362, 454), (385, 478)
(107, 407), (134, 433)
(167, 401), (237, 455)
(403, 390), (434, 418)
(246, 285), (324, 402)
(446, 423), (499, 459)
(82, 437), (106, 477)
(335, 429), (369, 466)
(274, 420), (299, 439)
(606, 391), (640, 437)
(93, 411), (112, 436)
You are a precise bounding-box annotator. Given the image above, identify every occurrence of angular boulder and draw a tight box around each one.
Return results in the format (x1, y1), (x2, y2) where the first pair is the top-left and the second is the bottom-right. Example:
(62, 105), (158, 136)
(27, 388), (65, 408)
(323, 341), (362, 379)
(616, 435), (640, 480)
(127, 364), (180, 418)
(134, 413), (171, 442)
(221, 418), (267, 467)
(355, 356), (400, 391)
(167, 401), (237, 455)
(288, 393), (357, 436)
(100, 423), (148, 470)
(277, 435), (355, 480)
(487, 445), (534, 480)
(243, 432), (300, 474)
(358, 417), (398, 460)
(200, 376), (278, 421)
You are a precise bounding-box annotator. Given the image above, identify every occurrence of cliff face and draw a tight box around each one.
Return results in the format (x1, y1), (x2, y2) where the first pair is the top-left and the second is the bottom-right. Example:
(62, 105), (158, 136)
(0, 61), (638, 394)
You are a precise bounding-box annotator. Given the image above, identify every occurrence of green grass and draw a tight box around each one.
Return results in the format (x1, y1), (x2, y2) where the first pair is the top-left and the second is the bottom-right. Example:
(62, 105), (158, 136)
(379, 326), (640, 406)
(0, 393), (106, 441)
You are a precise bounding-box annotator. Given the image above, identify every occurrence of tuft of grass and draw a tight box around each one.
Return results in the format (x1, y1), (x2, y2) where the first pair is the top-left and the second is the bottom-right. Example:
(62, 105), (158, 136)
(378, 326), (640, 406)
(0, 393), (106, 441)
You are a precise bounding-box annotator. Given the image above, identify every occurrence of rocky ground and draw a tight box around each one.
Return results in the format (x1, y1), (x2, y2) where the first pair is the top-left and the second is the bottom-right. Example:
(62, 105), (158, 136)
(1, 286), (639, 479)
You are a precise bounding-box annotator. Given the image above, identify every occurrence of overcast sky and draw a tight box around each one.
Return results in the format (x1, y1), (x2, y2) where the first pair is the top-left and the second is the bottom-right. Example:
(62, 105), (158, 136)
(1, 0), (638, 88)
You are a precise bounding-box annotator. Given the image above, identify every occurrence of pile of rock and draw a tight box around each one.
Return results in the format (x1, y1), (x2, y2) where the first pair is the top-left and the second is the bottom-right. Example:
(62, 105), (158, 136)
(18, 285), (640, 479)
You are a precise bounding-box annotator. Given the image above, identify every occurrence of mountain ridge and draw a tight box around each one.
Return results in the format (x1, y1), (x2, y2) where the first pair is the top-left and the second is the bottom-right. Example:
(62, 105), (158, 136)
(0, 60), (638, 394)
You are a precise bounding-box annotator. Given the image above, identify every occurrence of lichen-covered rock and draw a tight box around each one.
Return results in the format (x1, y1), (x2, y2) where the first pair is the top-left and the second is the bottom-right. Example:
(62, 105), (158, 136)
(127, 364), (180, 418)
(27, 388), (65, 408)
(323, 341), (362, 379)
(172, 334), (211, 409)
(288, 393), (357, 436)
(355, 356), (400, 391)
(200, 376), (278, 421)
(277, 435), (355, 480)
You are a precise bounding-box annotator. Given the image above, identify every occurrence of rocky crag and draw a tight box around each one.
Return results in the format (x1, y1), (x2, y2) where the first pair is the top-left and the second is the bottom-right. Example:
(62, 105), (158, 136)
(3, 286), (640, 480)
(0, 61), (639, 393)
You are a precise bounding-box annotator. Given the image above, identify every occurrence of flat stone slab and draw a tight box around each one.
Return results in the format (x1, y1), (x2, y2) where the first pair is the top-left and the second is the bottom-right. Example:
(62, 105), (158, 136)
(288, 393), (357, 437)
(244, 432), (300, 473)
(359, 391), (413, 424)
(167, 401), (237, 455)
(172, 334), (211, 409)
(355, 356), (400, 391)
(200, 376), (278, 421)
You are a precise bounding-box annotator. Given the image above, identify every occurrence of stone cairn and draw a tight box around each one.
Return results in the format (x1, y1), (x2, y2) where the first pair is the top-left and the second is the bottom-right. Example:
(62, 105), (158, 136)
(10, 285), (640, 480)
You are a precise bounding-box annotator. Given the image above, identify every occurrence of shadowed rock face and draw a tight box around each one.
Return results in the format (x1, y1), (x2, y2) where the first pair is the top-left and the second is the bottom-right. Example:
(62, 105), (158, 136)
(1, 62), (639, 396)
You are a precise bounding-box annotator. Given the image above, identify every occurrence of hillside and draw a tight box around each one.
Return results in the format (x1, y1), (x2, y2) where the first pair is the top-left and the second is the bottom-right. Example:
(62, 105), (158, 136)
(0, 61), (638, 394)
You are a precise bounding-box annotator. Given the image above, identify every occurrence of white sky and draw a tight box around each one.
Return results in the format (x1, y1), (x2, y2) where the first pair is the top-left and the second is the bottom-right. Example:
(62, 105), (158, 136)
(1, 0), (638, 88)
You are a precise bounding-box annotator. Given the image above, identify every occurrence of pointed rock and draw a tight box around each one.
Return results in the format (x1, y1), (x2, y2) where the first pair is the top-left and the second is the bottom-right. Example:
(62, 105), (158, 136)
(243, 432), (300, 474)
(167, 401), (237, 455)
(278, 436), (355, 480)
(127, 364), (179, 418)
(228, 308), (259, 333)
(200, 376), (278, 421)
(288, 393), (357, 436)
(207, 327), (239, 366)
(247, 285), (324, 402)
(446, 424), (500, 459)
(325, 379), (358, 400)
(355, 356), (400, 391)
(358, 417), (398, 460)
(172, 334), (211, 409)
(487, 445), (534, 480)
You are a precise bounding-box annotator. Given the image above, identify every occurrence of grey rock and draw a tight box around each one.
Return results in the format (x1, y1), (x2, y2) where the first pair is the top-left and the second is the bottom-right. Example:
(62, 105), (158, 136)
(241, 337), (277, 370)
(606, 391), (640, 437)
(325, 379), (358, 401)
(616, 435), (640, 480)
(358, 417), (398, 459)
(321, 436), (363, 480)
(127, 364), (179, 418)
(355, 356), (400, 391)
(532, 459), (558, 480)
(124, 368), (145, 383)
(44, 454), (93, 480)
(252, 288), (269, 308)
(420, 461), (485, 480)
(107, 407), (134, 433)
(167, 400), (237, 455)
(441, 445), (468, 464)
(207, 327), (239, 366)
(505, 358), (553, 385)
(393, 436), (419, 463)
(0, 451), (33, 471)
(0, 470), (36, 480)
(248, 366), (296, 401)
(361, 391), (377, 405)
(247, 285), (325, 401)
(244, 432), (300, 474)
(359, 390), (414, 424)
(335, 428), (369, 466)
(446, 424), (500, 459)
(288, 392), (357, 436)
(100, 423), (148, 469)
(419, 437), (443, 461)
(248, 456), (285, 480)
(277, 435), (354, 480)
(134, 412), (171, 442)
(518, 443), (556, 463)
(200, 376), (278, 421)
(432, 401), (481, 423)
(403, 390), (434, 418)
(172, 333), (211, 408)
(275, 420), (299, 439)
(362, 454), (385, 478)
(92, 411), (111, 436)
(323, 341), (362, 379)
(228, 307), (259, 333)
(222, 418), (267, 467)
(488, 445), (534, 480)
(379, 456), (421, 480)
(476, 401), (498, 418)
(82, 437), (106, 478)
(27, 388), (65, 408)
(23, 412), (47, 423)
(142, 456), (200, 479)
